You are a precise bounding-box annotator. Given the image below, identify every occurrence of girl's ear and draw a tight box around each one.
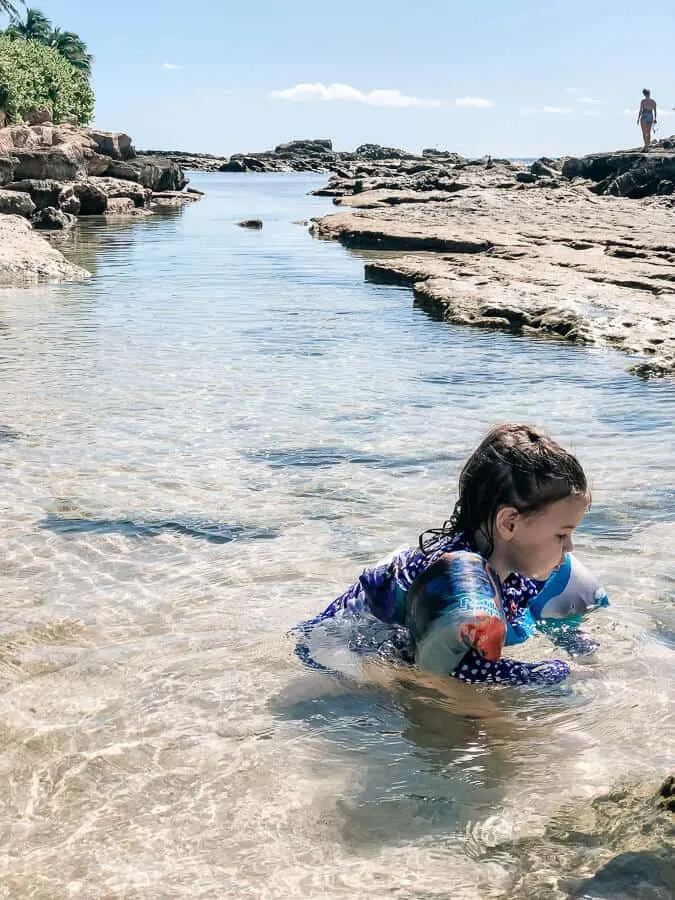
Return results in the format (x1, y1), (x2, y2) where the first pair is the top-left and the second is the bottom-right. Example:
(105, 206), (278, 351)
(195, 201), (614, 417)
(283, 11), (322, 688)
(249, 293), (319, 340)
(494, 506), (520, 542)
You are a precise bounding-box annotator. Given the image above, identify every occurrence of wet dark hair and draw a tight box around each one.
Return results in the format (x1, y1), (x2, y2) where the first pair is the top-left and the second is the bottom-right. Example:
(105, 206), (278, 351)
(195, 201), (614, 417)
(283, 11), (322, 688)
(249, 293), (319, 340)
(643, 88), (650, 98)
(419, 424), (588, 555)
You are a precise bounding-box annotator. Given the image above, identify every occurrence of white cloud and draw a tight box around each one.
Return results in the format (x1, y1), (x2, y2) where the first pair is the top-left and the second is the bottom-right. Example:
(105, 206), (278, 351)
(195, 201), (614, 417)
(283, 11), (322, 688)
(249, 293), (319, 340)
(565, 87), (581, 95)
(162, 63), (183, 70)
(544, 106), (573, 114)
(455, 96), (495, 109)
(269, 82), (440, 108)
(576, 96), (595, 104)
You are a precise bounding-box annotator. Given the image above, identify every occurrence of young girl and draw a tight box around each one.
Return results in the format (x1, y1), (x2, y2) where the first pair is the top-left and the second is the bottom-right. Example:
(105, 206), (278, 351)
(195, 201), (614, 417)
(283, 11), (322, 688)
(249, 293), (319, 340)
(299, 424), (608, 686)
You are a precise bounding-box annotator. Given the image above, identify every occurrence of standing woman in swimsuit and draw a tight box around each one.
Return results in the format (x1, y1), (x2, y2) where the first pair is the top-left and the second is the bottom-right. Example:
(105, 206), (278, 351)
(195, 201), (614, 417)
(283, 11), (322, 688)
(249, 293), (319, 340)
(638, 89), (657, 151)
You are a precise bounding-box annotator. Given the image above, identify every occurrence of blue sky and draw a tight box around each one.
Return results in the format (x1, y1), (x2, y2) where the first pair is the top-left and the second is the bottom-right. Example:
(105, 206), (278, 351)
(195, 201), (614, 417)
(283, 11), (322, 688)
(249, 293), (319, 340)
(6, 0), (675, 157)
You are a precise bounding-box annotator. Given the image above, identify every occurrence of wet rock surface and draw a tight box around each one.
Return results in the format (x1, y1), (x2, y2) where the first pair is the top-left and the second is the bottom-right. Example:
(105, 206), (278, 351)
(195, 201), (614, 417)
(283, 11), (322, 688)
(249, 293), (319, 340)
(0, 215), (89, 285)
(310, 139), (675, 378)
(493, 776), (675, 899)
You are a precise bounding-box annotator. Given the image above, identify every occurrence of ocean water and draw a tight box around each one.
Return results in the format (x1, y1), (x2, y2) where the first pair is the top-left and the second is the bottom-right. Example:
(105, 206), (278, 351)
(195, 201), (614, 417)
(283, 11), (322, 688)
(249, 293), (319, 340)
(0, 173), (673, 899)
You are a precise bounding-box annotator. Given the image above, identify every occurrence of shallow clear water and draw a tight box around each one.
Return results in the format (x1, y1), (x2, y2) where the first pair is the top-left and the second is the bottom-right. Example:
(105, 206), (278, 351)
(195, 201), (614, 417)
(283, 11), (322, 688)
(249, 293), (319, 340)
(0, 173), (673, 899)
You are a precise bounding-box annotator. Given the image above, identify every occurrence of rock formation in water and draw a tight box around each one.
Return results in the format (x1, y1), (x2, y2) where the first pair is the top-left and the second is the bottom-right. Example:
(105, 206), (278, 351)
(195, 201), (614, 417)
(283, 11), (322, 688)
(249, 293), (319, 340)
(487, 775), (675, 899)
(308, 138), (675, 378)
(0, 118), (196, 284)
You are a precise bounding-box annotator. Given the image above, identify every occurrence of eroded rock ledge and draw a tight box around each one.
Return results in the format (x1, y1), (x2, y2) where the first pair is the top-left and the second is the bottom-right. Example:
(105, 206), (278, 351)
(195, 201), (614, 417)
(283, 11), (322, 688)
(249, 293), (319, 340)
(310, 141), (675, 378)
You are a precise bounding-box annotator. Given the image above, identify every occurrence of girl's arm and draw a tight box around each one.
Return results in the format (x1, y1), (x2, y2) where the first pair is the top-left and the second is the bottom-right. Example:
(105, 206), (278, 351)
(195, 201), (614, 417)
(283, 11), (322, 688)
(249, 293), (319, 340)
(451, 649), (570, 685)
(407, 553), (571, 685)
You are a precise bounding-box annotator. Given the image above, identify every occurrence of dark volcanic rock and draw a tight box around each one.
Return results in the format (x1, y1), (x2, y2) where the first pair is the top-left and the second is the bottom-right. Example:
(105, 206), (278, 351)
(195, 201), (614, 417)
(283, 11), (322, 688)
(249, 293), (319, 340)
(563, 145), (675, 197)
(106, 157), (187, 192)
(32, 206), (76, 230)
(72, 180), (108, 215)
(238, 219), (263, 229)
(274, 139), (332, 154)
(353, 143), (413, 160)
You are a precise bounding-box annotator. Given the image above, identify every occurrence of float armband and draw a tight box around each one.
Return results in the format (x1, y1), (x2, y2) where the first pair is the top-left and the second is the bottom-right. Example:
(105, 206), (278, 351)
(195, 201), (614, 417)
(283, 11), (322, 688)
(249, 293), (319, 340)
(530, 553), (609, 621)
(406, 552), (507, 676)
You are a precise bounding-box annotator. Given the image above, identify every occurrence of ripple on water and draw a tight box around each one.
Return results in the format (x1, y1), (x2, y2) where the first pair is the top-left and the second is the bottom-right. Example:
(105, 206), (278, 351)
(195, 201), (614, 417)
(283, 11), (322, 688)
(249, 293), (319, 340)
(243, 446), (462, 470)
(38, 514), (279, 544)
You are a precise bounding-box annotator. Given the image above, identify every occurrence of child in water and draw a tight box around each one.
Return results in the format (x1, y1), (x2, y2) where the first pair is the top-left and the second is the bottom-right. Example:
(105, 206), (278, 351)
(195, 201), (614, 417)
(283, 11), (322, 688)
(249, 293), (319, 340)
(299, 424), (608, 686)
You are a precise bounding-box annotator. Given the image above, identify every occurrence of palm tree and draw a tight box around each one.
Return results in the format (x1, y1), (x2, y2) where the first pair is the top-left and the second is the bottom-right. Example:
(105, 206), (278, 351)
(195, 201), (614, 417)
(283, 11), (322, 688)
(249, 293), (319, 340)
(0, 1), (24, 20)
(49, 27), (92, 77)
(4, 7), (51, 42)
(2, 8), (93, 77)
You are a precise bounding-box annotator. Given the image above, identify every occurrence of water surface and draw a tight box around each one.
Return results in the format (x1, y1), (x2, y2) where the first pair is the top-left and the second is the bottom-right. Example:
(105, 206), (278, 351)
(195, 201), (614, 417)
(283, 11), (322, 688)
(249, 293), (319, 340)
(0, 173), (673, 899)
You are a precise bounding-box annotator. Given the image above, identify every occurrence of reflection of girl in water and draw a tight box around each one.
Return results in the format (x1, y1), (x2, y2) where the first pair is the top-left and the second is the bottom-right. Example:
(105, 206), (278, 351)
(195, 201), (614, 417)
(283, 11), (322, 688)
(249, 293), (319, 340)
(638, 89), (657, 151)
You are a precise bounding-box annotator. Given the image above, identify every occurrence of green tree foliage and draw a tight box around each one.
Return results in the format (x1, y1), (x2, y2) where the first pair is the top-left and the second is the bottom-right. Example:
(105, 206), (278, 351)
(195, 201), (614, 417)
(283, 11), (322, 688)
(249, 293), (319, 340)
(0, 34), (94, 123)
(4, 6), (50, 42)
(3, 8), (93, 77)
(48, 27), (92, 76)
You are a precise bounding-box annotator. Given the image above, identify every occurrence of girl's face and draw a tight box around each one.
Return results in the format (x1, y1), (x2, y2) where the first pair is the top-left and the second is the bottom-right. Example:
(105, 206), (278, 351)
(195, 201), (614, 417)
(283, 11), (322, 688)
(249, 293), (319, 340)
(493, 494), (589, 581)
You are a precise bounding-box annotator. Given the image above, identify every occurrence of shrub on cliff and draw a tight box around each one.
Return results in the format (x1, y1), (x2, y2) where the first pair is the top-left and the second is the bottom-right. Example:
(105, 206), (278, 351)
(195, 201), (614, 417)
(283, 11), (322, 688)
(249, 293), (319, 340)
(0, 34), (94, 123)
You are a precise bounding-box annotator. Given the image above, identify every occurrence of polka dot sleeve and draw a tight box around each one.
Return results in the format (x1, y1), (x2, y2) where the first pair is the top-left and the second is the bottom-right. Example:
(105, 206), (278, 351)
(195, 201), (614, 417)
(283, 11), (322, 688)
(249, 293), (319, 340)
(451, 649), (570, 685)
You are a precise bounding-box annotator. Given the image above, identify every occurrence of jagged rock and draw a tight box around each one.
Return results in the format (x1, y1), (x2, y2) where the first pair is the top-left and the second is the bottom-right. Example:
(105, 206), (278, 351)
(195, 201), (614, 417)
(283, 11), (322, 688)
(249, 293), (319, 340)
(0, 189), (35, 217)
(88, 176), (151, 207)
(105, 157), (187, 191)
(354, 143), (412, 160)
(274, 139), (332, 154)
(563, 147), (675, 198)
(72, 180), (108, 214)
(136, 150), (228, 172)
(12, 145), (87, 181)
(516, 171), (538, 183)
(90, 130), (135, 161)
(656, 179), (674, 196)
(238, 219), (263, 229)
(58, 190), (81, 216)
(530, 158), (559, 177)
(422, 149), (465, 164)
(31, 206), (76, 230)
(219, 158), (246, 172)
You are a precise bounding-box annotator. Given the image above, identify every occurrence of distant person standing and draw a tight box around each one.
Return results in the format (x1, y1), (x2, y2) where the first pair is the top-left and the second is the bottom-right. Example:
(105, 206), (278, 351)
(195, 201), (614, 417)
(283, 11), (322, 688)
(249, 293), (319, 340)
(637, 89), (657, 150)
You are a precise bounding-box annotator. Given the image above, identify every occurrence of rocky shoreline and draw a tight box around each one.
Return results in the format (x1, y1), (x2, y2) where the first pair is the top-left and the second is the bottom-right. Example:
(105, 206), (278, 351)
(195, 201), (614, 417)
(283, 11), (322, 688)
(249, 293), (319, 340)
(4, 127), (674, 377)
(308, 140), (675, 378)
(0, 120), (198, 285)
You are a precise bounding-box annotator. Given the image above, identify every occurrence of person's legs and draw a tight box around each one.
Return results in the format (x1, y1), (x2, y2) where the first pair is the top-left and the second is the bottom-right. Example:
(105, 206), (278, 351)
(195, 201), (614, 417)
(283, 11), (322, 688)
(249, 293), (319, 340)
(641, 119), (652, 150)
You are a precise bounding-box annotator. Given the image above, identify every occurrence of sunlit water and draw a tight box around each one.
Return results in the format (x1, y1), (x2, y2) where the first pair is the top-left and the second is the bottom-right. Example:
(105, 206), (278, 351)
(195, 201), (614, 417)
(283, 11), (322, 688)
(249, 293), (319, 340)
(0, 173), (673, 899)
